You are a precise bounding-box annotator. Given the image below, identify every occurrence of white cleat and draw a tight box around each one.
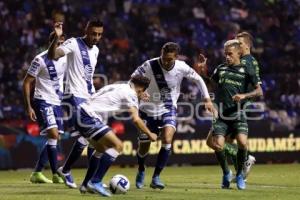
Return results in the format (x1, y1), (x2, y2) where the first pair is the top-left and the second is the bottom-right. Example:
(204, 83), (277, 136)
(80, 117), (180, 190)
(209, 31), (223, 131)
(57, 167), (77, 188)
(243, 155), (256, 179)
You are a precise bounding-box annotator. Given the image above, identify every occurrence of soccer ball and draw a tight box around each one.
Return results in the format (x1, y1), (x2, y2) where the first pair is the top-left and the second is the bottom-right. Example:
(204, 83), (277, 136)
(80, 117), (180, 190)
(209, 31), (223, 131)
(109, 174), (130, 194)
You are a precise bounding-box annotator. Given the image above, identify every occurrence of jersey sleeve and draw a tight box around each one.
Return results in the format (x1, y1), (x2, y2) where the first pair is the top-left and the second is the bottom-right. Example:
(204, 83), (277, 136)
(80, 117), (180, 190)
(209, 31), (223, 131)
(181, 62), (210, 99)
(131, 61), (152, 79)
(125, 90), (139, 109)
(58, 37), (76, 55)
(252, 58), (262, 84)
(27, 56), (43, 77)
(210, 67), (219, 82)
(246, 65), (259, 87)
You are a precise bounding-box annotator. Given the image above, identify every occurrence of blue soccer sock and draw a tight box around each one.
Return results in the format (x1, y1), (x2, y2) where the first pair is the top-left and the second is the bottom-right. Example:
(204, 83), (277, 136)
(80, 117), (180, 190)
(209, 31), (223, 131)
(82, 152), (102, 187)
(34, 143), (48, 172)
(153, 144), (171, 178)
(137, 152), (148, 172)
(47, 139), (58, 174)
(87, 146), (95, 160)
(63, 136), (88, 173)
(91, 148), (119, 183)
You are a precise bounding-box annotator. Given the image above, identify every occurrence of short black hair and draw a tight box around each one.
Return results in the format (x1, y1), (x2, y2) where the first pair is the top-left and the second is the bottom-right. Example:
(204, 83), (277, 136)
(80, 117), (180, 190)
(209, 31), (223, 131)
(130, 75), (151, 91)
(161, 42), (180, 55)
(86, 18), (104, 29)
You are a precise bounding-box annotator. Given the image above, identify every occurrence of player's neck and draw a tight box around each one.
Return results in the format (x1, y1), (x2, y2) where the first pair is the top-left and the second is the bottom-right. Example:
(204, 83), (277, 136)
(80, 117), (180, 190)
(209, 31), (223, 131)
(159, 58), (175, 71)
(230, 61), (241, 67)
(242, 50), (251, 56)
(82, 36), (93, 48)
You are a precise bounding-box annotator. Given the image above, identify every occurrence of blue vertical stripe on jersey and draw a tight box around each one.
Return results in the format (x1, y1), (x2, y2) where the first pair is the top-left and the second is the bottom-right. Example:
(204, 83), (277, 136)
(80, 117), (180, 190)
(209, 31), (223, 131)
(149, 59), (173, 109)
(41, 54), (63, 100)
(76, 38), (93, 95)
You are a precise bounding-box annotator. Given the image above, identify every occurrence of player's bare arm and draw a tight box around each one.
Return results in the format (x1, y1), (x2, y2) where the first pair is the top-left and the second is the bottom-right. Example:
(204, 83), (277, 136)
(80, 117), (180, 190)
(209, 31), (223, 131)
(193, 55), (218, 117)
(140, 91), (150, 102)
(232, 84), (263, 102)
(48, 22), (65, 60)
(128, 106), (157, 142)
(22, 74), (37, 121)
(196, 53), (208, 69)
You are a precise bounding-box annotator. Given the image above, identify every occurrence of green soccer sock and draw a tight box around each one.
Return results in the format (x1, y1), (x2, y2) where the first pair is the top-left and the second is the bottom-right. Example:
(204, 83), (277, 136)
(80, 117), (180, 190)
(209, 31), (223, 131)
(237, 148), (248, 175)
(224, 143), (238, 171)
(215, 150), (230, 175)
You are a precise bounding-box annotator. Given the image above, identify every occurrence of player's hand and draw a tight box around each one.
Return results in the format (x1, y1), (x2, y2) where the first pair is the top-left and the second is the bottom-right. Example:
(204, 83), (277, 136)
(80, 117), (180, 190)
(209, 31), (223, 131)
(140, 92), (150, 102)
(27, 107), (37, 122)
(196, 53), (207, 68)
(148, 132), (158, 142)
(54, 22), (63, 37)
(204, 98), (218, 118)
(232, 94), (246, 102)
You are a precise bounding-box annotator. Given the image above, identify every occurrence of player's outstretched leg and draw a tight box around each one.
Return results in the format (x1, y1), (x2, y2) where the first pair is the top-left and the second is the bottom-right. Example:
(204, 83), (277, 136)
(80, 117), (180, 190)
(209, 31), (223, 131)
(87, 131), (122, 197)
(236, 133), (248, 190)
(210, 132), (232, 189)
(46, 138), (64, 184)
(242, 154), (256, 180)
(150, 143), (171, 190)
(80, 151), (101, 194)
(136, 140), (151, 189)
(236, 149), (247, 190)
(224, 143), (238, 171)
(30, 144), (52, 183)
(215, 149), (232, 189)
(58, 136), (88, 188)
(150, 126), (175, 190)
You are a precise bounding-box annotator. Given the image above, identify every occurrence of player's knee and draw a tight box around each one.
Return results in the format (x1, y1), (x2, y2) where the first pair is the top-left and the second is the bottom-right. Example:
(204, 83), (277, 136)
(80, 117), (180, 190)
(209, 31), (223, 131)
(213, 141), (224, 151)
(114, 141), (123, 153)
(206, 138), (213, 148)
(162, 135), (173, 144)
(47, 131), (59, 140)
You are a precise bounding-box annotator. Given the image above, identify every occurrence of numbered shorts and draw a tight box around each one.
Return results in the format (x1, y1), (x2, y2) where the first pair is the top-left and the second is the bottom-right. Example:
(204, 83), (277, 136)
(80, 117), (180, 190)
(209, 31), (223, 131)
(75, 108), (112, 141)
(62, 95), (87, 136)
(211, 117), (248, 137)
(33, 99), (64, 135)
(138, 108), (177, 142)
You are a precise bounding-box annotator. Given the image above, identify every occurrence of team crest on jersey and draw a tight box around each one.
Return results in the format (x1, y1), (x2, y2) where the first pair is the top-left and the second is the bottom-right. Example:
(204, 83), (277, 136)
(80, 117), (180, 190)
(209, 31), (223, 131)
(238, 68), (245, 73)
(81, 51), (90, 59)
(137, 66), (145, 74)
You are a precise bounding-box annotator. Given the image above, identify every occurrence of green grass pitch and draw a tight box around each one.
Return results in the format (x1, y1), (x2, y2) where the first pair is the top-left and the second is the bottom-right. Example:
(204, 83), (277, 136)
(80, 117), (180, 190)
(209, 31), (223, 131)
(0, 164), (299, 200)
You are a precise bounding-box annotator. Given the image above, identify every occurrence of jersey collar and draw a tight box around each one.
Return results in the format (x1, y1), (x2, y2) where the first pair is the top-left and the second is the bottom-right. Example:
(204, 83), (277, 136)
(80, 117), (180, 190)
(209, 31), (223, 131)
(158, 57), (175, 71)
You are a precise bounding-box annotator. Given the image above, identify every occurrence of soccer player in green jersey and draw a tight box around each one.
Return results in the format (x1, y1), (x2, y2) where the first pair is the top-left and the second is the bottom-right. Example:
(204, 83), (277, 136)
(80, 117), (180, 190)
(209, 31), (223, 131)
(203, 32), (262, 182)
(207, 40), (263, 189)
(223, 32), (262, 180)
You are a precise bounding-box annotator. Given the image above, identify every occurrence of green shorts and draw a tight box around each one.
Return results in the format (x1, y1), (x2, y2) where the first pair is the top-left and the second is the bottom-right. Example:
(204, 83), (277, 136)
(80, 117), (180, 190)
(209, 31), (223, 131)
(211, 116), (248, 137)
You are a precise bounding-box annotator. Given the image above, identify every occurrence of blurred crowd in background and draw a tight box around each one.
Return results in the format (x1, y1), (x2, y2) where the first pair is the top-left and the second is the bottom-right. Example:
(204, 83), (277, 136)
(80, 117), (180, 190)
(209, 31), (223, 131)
(0, 0), (299, 130)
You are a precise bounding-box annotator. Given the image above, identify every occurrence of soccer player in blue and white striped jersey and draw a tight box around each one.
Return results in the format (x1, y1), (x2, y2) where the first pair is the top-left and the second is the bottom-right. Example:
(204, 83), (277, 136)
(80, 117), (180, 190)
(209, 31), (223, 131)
(23, 32), (66, 184)
(48, 19), (103, 189)
(132, 42), (216, 189)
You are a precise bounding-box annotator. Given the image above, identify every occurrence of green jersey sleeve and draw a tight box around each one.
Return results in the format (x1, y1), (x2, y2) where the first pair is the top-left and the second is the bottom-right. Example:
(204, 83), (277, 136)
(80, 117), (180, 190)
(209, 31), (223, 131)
(246, 64), (259, 87)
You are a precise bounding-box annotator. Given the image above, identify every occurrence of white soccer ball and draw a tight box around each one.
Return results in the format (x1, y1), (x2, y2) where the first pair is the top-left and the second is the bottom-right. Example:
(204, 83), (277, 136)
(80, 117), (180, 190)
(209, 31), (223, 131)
(109, 174), (130, 194)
